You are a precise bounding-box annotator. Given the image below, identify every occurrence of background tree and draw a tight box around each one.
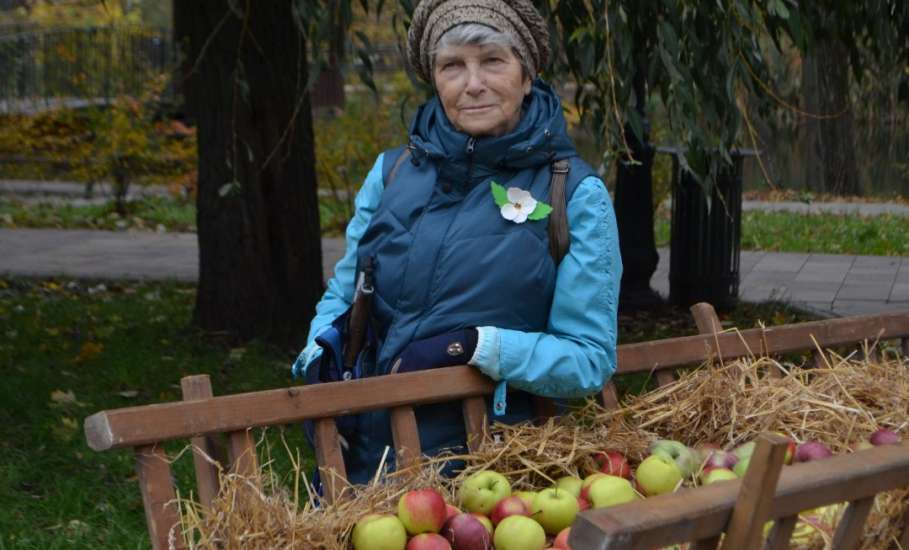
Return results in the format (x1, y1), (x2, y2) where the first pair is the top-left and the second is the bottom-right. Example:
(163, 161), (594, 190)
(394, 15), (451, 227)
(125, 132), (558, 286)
(174, 1), (322, 346)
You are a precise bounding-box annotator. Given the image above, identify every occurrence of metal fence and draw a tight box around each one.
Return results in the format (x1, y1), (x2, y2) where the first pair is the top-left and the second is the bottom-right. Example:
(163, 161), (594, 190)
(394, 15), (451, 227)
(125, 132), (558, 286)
(0, 25), (171, 103)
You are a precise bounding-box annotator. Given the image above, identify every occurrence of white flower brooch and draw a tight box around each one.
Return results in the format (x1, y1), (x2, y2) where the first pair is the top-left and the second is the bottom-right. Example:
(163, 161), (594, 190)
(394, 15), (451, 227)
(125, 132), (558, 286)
(490, 181), (552, 224)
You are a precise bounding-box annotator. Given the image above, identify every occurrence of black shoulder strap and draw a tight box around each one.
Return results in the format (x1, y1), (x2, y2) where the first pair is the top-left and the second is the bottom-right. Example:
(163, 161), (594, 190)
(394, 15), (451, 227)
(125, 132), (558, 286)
(385, 147), (412, 188)
(548, 159), (571, 264)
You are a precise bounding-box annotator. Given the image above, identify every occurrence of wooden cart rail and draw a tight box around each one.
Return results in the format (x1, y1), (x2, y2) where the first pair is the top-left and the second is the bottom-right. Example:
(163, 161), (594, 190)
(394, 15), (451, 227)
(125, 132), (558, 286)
(570, 440), (909, 550)
(82, 306), (909, 549)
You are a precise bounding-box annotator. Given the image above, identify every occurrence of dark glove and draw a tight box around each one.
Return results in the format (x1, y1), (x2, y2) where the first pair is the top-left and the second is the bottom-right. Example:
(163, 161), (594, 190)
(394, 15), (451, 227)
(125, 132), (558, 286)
(390, 328), (478, 374)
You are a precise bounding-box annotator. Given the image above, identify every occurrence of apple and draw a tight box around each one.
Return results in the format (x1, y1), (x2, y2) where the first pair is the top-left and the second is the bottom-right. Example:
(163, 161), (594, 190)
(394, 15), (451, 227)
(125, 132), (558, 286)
(352, 513), (408, 550)
(733, 441), (756, 461)
(636, 454), (682, 496)
(553, 527), (572, 549)
(554, 475), (584, 498)
(579, 473), (608, 500)
(407, 533), (452, 550)
(531, 488), (579, 535)
(398, 488), (448, 535)
(702, 449), (738, 471)
(493, 515), (546, 550)
(445, 504), (461, 521)
(595, 451), (632, 479)
(514, 490), (538, 510)
(459, 471), (511, 515)
(733, 456), (750, 478)
(440, 513), (491, 550)
(470, 513), (493, 535)
(795, 441), (833, 463)
(856, 440), (874, 451)
(870, 429), (901, 446)
(489, 496), (530, 526)
(772, 433), (798, 464)
(577, 496), (590, 511)
(701, 468), (738, 485)
(587, 475), (638, 508)
(650, 440), (697, 477)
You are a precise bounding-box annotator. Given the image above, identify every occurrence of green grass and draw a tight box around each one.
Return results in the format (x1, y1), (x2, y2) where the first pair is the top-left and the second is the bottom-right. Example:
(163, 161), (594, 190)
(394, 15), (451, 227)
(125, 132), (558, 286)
(0, 277), (820, 548)
(656, 210), (909, 256)
(0, 278), (309, 549)
(0, 196), (197, 233)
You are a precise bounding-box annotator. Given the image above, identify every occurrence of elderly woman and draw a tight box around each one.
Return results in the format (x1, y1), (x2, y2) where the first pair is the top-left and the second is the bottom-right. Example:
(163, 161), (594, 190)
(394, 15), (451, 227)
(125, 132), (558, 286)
(293, 0), (621, 485)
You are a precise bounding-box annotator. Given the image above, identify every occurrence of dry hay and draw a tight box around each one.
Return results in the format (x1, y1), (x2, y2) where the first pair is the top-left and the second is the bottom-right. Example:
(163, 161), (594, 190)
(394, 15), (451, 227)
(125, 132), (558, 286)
(175, 346), (909, 550)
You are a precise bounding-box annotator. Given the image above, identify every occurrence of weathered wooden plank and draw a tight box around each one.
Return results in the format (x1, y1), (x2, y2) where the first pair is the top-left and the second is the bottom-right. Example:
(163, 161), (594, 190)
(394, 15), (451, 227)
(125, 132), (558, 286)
(720, 433), (790, 550)
(462, 396), (487, 453)
(830, 496), (873, 550)
(570, 442), (909, 549)
(85, 314), (909, 452)
(691, 535), (720, 550)
(228, 428), (259, 481)
(617, 312), (909, 376)
(901, 336), (908, 358)
(655, 369), (675, 388)
(390, 406), (422, 470)
(85, 366), (495, 451)
(135, 444), (182, 550)
(314, 418), (347, 504)
(180, 375), (221, 508)
(691, 302), (721, 335)
(764, 515), (798, 550)
(600, 381), (620, 410)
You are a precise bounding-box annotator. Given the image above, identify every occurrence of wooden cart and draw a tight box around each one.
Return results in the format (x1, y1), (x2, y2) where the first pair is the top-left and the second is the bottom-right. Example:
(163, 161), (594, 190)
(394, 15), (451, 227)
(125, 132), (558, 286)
(83, 304), (909, 549)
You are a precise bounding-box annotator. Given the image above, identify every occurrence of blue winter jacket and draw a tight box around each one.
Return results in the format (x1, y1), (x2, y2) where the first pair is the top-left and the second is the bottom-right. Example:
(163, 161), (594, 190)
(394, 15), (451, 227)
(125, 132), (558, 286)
(293, 80), (621, 484)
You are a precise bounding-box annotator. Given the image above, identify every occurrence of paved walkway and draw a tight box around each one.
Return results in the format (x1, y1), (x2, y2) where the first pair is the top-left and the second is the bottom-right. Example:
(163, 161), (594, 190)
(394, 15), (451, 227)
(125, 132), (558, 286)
(1, 228), (906, 318)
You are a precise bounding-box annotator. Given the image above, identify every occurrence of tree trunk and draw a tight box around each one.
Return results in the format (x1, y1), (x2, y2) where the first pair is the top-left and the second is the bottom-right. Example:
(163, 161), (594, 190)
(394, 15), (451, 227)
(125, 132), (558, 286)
(175, 1), (323, 346)
(801, 36), (861, 196)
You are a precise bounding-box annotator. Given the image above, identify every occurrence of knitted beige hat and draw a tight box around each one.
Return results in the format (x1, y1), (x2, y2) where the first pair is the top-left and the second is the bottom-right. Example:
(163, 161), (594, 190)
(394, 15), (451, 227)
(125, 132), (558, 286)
(407, 0), (550, 83)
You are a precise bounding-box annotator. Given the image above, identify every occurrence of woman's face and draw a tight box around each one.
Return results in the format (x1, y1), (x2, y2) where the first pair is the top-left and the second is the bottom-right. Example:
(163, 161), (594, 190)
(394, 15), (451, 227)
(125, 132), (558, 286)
(433, 43), (531, 138)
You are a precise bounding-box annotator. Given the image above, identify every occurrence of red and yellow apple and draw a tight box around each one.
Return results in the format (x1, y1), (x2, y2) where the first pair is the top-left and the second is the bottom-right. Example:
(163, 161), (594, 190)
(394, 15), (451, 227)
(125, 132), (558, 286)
(352, 513), (408, 550)
(398, 488), (448, 535)
(406, 533), (452, 550)
(489, 496), (530, 526)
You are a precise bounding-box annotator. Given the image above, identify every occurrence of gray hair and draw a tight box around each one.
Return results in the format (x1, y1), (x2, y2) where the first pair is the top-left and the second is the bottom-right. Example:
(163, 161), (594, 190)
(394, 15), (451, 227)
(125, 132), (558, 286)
(431, 23), (533, 78)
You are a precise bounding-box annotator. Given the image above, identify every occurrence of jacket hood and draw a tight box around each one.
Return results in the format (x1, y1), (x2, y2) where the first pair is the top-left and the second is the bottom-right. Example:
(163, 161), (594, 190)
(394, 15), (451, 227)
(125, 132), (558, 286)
(408, 79), (578, 186)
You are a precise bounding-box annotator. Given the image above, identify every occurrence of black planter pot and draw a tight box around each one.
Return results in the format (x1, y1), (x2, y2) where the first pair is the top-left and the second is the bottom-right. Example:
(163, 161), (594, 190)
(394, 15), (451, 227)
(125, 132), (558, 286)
(666, 149), (755, 310)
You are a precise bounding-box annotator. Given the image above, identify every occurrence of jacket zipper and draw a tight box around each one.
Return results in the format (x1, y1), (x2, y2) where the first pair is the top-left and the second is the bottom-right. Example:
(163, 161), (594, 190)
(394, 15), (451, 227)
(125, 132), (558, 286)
(465, 137), (476, 185)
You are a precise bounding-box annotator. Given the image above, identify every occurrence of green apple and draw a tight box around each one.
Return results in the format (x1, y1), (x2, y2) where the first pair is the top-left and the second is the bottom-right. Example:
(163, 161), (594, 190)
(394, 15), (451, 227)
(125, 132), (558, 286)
(580, 473), (608, 500)
(586, 475), (638, 508)
(514, 490), (538, 510)
(554, 475), (584, 498)
(650, 440), (697, 477)
(458, 470), (511, 515)
(493, 515), (546, 550)
(352, 513), (407, 550)
(733, 441), (756, 461)
(531, 488), (579, 535)
(636, 454), (682, 496)
(733, 455), (751, 478)
(701, 468), (738, 485)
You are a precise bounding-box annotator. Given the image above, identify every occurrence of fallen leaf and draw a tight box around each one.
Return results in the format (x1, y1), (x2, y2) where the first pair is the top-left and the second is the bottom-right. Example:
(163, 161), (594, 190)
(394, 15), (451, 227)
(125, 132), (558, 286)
(118, 390), (139, 398)
(50, 389), (77, 405)
(74, 341), (103, 363)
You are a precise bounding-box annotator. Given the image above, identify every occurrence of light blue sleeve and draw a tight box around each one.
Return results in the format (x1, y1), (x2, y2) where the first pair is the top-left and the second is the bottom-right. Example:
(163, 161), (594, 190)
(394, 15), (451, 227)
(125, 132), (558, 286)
(291, 154), (386, 377)
(469, 175), (622, 400)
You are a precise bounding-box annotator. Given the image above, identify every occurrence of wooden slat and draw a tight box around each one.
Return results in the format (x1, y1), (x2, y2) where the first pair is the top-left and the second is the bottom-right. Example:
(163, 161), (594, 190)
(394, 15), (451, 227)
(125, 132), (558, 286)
(656, 369), (676, 387)
(85, 366), (495, 451)
(569, 442), (909, 549)
(390, 406), (422, 470)
(313, 417), (347, 504)
(180, 375), (221, 508)
(830, 497), (874, 550)
(720, 433), (790, 550)
(600, 381), (620, 410)
(615, 312), (909, 376)
(462, 396), (487, 453)
(135, 444), (182, 550)
(901, 336), (908, 358)
(691, 302), (721, 335)
(228, 428), (259, 481)
(764, 515), (798, 550)
(84, 313), (909, 452)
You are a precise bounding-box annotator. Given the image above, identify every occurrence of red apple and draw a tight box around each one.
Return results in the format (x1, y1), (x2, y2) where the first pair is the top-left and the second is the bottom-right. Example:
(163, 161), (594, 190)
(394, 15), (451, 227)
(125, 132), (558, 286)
(470, 513), (493, 535)
(702, 449), (738, 471)
(445, 504), (461, 521)
(795, 441), (833, 463)
(407, 533), (452, 550)
(870, 429), (901, 446)
(595, 451), (632, 479)
(440, 513), (491, 550)
(553, 527), (572, 549)
(576, 496), (590, 511)
(398, 488), (448, 535)
(489, 496), (530, 525)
